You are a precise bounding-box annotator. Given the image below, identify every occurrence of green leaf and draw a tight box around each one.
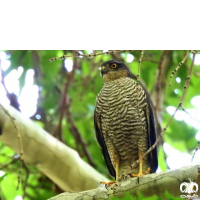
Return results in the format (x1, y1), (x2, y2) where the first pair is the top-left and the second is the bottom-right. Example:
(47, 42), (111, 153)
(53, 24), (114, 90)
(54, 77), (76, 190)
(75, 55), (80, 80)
(136, 191), (144, 200)
(163, 113), (198, 152)
(110, 193), (136, 200)
(0, 173), (7, 182)
(165, 191), (182, 200)
(158, 146), (168, 171)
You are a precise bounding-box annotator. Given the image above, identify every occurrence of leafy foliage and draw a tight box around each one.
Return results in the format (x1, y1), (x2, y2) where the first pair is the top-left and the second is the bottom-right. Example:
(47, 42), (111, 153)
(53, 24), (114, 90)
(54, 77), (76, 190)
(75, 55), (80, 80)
(0, 50), (199, 199)
(110, 191), (182, 200)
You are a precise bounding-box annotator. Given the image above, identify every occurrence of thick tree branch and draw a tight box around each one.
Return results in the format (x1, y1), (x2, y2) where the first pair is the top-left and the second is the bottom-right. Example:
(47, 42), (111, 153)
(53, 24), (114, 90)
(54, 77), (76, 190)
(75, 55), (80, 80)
(0, 103), (109, 192)
(49, 165), (200, 200)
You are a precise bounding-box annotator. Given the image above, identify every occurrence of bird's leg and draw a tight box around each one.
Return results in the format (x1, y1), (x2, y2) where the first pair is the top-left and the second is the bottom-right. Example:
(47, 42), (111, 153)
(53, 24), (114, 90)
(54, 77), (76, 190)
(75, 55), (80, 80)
(130, 149), (150, 177)
(130, 150), (143, 177)
(100, 154), (119, 186)
(138, 150), (143, 175)
(115, 155), (119, 181)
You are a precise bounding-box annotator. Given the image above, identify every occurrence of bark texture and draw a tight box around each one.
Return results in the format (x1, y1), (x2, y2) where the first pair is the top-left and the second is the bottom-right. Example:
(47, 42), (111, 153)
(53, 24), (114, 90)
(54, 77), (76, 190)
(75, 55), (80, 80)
(49, 165), (200, 200)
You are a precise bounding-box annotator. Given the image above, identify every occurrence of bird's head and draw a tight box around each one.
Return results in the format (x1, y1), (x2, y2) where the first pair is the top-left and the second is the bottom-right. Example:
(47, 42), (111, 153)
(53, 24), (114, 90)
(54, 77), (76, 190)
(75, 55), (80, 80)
(100, 60), (132, 82)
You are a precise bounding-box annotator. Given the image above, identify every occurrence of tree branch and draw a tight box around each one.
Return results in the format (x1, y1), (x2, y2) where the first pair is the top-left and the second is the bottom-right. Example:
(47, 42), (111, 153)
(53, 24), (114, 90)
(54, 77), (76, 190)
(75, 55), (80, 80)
(49, 165), (200, 200)
(48, 50), (134, 62)
(63, 57), (96, 167)
(0, 103), (109, 192)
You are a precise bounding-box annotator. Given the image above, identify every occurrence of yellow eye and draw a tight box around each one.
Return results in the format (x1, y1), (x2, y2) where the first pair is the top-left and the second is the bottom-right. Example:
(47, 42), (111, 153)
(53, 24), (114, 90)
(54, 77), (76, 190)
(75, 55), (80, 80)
(110, 63), (117, 69)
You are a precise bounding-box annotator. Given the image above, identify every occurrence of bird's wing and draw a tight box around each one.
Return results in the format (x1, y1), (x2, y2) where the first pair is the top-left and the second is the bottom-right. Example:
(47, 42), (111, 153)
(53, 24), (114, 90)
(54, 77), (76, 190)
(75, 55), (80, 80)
(127, 72), (158, 172)
(94, 110), (116, 178)
(145, 97), (158, 173)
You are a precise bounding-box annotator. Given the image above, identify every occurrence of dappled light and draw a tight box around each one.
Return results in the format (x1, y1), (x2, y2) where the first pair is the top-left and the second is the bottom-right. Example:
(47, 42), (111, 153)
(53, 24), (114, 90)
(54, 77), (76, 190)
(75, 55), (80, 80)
(0, 50), (200, 199)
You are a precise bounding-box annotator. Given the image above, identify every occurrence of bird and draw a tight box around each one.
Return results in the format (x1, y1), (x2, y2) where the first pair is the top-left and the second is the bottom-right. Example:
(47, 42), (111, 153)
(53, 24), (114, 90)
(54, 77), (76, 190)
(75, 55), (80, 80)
(94, 59), (158, 182)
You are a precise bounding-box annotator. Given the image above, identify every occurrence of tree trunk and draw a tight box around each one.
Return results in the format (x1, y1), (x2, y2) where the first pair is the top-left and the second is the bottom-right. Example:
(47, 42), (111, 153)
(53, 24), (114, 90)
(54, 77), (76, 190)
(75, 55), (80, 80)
(49, 165), (200, 200)
(0, 103), (109, 192)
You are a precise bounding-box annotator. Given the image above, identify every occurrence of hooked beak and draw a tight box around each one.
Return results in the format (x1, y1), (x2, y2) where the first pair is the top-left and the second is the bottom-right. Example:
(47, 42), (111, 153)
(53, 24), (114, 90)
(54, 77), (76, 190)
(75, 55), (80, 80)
(101, 66), (107, 76)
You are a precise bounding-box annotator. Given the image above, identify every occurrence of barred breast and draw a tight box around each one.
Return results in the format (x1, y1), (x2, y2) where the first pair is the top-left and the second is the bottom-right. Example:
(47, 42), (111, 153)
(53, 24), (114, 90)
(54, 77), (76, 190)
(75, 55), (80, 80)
(95, 77), (150, 175)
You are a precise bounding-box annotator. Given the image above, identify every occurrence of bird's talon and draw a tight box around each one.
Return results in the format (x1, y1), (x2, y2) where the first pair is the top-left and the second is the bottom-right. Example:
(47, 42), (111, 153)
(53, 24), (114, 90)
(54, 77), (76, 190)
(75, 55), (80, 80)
(144, 167), (151, 175)
(121, 174), (126, 180)
(122, 174), (128, 180)
(100, 181), (115, 187)
(110, 182), (119, 190)
(99, 182), (105, 187)
(130, 173), (142, 177)
(130, 167), (151, 177)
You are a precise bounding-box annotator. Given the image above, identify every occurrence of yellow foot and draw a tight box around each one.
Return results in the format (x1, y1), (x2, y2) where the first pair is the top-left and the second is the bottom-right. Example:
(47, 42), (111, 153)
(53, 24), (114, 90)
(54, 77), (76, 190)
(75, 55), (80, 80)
(100, 181), (115, 186)
(130, 167), (151, 177)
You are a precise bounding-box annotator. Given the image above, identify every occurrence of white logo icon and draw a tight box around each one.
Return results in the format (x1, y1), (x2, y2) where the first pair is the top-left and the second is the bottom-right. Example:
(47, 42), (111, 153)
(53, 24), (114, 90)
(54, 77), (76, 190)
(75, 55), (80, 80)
(180, 180), (198, 199)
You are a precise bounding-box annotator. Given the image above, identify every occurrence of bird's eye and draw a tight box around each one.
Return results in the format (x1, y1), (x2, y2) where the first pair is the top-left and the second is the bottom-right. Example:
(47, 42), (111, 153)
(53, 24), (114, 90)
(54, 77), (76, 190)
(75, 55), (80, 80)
(110, 63), (117, 69)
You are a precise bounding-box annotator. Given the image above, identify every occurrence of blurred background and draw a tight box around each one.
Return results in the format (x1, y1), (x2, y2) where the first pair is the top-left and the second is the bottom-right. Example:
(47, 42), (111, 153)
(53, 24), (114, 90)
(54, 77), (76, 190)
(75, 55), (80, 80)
(0, 50), (200, 200)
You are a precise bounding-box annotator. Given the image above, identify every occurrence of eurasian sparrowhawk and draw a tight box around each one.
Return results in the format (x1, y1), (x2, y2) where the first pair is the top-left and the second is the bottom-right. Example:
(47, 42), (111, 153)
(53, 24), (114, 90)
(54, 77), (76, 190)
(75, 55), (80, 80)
(94, 60), (158, 181)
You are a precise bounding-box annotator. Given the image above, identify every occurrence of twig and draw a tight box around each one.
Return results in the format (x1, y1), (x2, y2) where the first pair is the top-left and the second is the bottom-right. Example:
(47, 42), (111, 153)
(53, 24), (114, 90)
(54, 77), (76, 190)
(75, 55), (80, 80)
(154, 51), (173, 124)
(48, 50), (134, 62)
(22, 161), (30, 199)
(79, 57), (100, 98)
(51, 51), (96, 166)
(154, 51), (172, 170)
(135, 50), (145, 111)
(136, 50), (145, 98)
(181, 99), (200, 162)
(0, 156), (19, 169)
(31, 50), (42, 80)
(137, 50), (145, 82)
(51, 58), (67, 141)
(192, 141), (200, 163)
(135, 50), (145, 109)
(118, 51), (197, 181)
(180, 51), (196, 102)
(63, 57), (95, 167)
(180, 104), (200, 162)
(180, 104), (200, 124)
(65, 100), (95, 167)
(0, 104), (23, 189)
(169, 51), (190, 86)
(154, 51), (167, 118)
